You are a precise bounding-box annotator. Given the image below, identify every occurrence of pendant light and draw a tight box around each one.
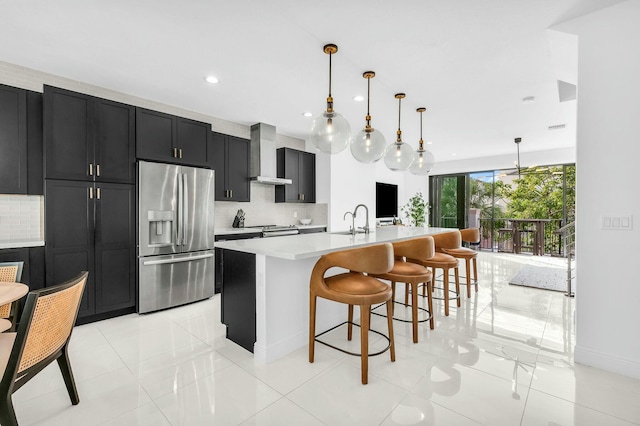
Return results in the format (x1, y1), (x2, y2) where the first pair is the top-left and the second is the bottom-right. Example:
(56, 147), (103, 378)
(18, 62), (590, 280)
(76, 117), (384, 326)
(383, 93), (414, 171)
(409, 107), (436, 175)
(350, 71), (386, 163)
(309, 44), (351, 154)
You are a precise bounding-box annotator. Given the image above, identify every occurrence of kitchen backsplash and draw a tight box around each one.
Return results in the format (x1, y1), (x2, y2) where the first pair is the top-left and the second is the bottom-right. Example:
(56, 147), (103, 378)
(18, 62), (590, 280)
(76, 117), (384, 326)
(215, 183), (327, 229)
(0, 195), (43, 242)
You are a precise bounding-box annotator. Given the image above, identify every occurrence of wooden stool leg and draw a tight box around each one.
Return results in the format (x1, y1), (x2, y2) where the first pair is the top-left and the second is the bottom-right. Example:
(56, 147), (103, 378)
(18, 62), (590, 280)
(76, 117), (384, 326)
(386, 299), (396, 362)
(455, 267), (461, 307)
(404, 282), (409, 306)
(465, 259), (472, 298)
(473, 258), (478, 292)
(427, 280), (434, 329)
(360, 304), (370, 385)
(411, 281), (419, 343)
(444, 268), (450, 316)
(309, 294), (316, 362)
(348, 304), (354, 341)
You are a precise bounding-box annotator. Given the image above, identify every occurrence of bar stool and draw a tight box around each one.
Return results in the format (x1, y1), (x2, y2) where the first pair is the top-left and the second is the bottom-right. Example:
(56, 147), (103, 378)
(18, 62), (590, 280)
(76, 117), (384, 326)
(309, 243), (395, 385)
(372, 237), (434, 343)
(0, 262), (24, 332)
(412, 232), (461, 316)
(441, 228), (479, 297)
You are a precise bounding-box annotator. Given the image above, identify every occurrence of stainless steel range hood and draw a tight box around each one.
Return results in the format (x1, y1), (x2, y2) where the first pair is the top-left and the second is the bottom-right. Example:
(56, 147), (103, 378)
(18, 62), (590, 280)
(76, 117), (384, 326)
(250, 123), (292, 185)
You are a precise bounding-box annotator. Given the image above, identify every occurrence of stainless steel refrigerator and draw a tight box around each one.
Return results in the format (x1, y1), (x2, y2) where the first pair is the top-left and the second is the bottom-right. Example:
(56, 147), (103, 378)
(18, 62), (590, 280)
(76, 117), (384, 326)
(137, 160), (215, 313)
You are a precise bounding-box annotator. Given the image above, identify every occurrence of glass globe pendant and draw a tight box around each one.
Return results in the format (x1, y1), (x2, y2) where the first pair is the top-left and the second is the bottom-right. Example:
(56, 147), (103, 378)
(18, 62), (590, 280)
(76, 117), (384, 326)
(410, 107), (436, 175)
(351, 71), (386, 163)
(384, 93), (414, 171)
(309, 44), (351, 154)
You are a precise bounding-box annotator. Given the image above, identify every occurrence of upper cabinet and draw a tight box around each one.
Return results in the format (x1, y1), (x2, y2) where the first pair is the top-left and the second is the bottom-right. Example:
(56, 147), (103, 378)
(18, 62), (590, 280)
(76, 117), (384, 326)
(275, 147), (315, 203)
(136, 108), (210, 167)
(0, 84), (43, 195)
(44, 86), (135, 184)
(210, 132), (250, 202)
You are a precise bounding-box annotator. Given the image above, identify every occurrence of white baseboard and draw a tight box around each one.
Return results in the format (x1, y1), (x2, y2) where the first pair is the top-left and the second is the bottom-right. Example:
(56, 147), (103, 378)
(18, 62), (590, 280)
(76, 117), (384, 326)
(575, 345), (640, 379)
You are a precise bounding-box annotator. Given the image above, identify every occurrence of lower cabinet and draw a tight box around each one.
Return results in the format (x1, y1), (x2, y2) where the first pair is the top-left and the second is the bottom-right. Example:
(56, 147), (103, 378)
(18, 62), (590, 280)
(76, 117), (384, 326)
(45, 179), (135, 323)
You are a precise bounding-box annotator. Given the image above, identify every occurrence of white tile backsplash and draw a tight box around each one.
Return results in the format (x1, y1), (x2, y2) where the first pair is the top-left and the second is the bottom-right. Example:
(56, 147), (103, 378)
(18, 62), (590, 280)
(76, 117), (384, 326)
(0, 195), (44, 242)
(215, 183), (327, 229)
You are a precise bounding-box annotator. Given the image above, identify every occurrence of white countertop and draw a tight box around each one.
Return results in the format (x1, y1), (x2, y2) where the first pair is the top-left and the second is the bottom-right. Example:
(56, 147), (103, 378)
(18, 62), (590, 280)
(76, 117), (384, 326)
(0, 239), (45, 250)
(214, 226), (452, 260)
(215, 224), (327, 236)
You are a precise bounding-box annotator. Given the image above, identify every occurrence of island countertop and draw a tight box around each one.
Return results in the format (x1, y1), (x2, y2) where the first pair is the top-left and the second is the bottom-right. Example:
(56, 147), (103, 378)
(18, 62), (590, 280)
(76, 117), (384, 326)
(214, 226), (453, 260)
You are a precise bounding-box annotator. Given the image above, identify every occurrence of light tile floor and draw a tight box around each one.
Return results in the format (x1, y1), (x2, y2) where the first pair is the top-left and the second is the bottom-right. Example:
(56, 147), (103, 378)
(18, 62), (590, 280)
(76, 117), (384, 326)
(12, 252), (640, 425)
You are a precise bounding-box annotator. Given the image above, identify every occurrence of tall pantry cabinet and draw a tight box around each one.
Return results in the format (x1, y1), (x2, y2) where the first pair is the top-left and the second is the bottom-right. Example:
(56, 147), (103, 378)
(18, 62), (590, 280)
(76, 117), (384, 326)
(43, 86), (136, 323)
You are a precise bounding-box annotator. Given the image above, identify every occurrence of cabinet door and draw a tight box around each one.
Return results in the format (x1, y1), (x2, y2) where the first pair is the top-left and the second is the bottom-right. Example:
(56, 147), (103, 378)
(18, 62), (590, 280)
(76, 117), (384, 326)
(94, 183), (135, 314)
(26, 91), (44, 195)
(276, 148), (300, 203)
(95, 99), (135, 183)
(0, 85), (27, 194)
(299, 151), (316, 203)
(45, 180), (95, 318)
(136, 108), (175, 162)
(44, 86), (93, 181)
(176, 117), (209, 167)
(226, 136), (250, 202)
(211, 132), (228, 200)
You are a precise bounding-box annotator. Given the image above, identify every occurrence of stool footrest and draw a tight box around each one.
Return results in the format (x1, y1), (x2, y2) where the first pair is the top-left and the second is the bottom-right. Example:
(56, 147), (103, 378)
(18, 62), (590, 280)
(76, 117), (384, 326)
(371, 301), (433, 324)
(314, 321), (391, 357)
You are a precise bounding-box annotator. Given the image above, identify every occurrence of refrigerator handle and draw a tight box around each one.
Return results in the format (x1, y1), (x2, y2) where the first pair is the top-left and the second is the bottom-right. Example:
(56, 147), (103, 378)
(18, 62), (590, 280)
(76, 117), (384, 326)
(182, 173), (188, 246)
(177, 172), (183, 246)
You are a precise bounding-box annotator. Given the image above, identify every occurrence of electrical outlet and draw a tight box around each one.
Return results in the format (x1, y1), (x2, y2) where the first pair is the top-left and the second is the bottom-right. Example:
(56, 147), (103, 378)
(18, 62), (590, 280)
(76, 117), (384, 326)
(293, 211), (298, 218)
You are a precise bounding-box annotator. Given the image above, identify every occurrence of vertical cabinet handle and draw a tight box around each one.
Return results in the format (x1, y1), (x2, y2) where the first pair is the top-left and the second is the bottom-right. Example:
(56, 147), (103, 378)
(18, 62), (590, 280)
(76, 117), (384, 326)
(97, 187), (101, 200)
(173, 148), (178, 158)
(96, 164), (100, 177)
(301, 194), (305, 201)
(179, 148), (183, 159)
(89, 186), (94, 199)
(229, 189), (232, 198)
(89, 163), (93, 176)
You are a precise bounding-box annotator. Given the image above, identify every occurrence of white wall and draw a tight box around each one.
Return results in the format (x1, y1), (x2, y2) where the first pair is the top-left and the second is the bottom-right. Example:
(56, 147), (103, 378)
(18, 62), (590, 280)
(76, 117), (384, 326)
(557, 0), (640, 379)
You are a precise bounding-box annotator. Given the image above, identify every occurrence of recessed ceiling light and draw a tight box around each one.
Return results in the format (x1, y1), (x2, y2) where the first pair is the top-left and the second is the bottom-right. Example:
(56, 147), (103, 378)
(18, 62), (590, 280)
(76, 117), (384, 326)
(451, 153), (457, 156)
(353, 95), (364, 102)
(426, 141), (433, 145)
(302, 112), (313, 117)
(205, 75), (219, 84)
(522, 96), (535, 104)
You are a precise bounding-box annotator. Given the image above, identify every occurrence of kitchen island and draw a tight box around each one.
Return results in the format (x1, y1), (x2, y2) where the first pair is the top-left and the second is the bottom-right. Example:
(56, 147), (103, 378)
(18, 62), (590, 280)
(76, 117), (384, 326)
(215, 226), (452, 363)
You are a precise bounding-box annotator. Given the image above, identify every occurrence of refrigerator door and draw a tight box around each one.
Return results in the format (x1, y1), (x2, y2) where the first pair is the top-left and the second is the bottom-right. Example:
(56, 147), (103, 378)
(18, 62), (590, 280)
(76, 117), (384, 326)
(180, 165), (215, 253)
(138, 250), (215, 313)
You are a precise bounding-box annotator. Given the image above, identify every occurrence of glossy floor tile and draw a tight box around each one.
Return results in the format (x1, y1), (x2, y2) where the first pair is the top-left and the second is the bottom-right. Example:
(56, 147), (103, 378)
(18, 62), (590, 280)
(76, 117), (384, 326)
(9, 251), (640, 425)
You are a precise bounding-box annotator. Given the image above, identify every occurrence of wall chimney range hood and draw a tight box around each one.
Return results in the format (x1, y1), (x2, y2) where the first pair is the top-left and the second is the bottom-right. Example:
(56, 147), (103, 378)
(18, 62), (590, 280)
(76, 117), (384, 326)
(250, 123), (292, 185)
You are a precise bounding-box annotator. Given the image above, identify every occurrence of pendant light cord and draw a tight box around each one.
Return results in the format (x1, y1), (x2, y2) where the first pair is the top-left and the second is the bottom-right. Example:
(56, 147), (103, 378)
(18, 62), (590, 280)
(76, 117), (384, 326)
(419, 110), (424, 150)
(326, 51), (333, 112)
(396, 96), (402, 143)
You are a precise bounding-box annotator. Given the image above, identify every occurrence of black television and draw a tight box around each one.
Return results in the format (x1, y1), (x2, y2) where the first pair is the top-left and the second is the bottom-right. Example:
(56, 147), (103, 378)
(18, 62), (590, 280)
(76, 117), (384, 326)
(376, 182), (398, 219)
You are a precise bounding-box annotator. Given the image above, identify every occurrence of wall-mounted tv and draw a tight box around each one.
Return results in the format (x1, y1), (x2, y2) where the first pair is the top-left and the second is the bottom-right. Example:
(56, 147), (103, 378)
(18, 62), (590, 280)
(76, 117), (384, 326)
(376, 182), (398, 218)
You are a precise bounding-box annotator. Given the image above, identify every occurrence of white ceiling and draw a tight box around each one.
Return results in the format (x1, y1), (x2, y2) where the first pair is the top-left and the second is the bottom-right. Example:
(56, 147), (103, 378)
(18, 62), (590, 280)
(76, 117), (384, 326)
(0, 0), (623, 164)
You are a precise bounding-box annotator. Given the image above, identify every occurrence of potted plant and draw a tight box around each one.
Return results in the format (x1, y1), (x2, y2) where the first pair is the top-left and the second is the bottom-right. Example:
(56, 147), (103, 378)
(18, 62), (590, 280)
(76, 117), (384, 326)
(401, 192), (429, 227)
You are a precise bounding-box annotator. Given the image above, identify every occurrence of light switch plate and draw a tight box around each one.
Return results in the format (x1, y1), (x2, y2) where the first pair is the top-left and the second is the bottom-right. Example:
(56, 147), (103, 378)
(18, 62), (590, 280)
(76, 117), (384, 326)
(602, 215), (633, 230)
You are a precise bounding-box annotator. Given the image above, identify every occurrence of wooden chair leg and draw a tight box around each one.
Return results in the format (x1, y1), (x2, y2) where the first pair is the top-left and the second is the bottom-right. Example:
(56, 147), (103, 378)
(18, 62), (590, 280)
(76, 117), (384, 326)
(427, 280), (434, 329)
(411, 282), (419, 343)
(465, 259), (472, 298)
(454, 267), (461, 307)
(347, 304), (354, 341)
(57, 345), (79, 405)
(309, 294), (316, 362)
(444, 268), (450, 316)
(360, 304), (370, 385)
(385, 299), (396, 362)
(0, 397), (18, 426)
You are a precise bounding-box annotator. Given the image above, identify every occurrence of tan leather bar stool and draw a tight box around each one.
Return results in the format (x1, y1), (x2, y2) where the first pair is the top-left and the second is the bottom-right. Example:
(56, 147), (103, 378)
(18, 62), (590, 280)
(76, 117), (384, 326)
(309, 243), (395, 385)
(440, 228), (479, 297)
(372, 237), (434, 343)
(412, 232), (461, 316)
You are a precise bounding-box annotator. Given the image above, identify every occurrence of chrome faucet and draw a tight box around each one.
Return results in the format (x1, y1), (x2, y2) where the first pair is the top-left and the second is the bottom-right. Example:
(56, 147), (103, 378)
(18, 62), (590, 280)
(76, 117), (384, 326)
(343, 211), (356, 235)
(354, 204), (370, 234)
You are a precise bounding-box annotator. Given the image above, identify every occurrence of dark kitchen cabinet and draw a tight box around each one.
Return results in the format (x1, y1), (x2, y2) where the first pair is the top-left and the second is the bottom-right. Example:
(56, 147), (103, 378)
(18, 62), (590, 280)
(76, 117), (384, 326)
(136, 108), (210, 167)
(275, 147), (315, 203)
(44, 86), (135, 184)
(45, 179), (135, 322)
(0, 85), (43, 195)
(210, 132), (250, 201)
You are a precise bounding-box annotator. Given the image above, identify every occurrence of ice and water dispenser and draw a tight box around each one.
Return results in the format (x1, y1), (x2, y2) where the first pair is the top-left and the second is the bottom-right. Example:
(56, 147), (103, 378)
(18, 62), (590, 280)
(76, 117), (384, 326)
(147, 210), (175, 246)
